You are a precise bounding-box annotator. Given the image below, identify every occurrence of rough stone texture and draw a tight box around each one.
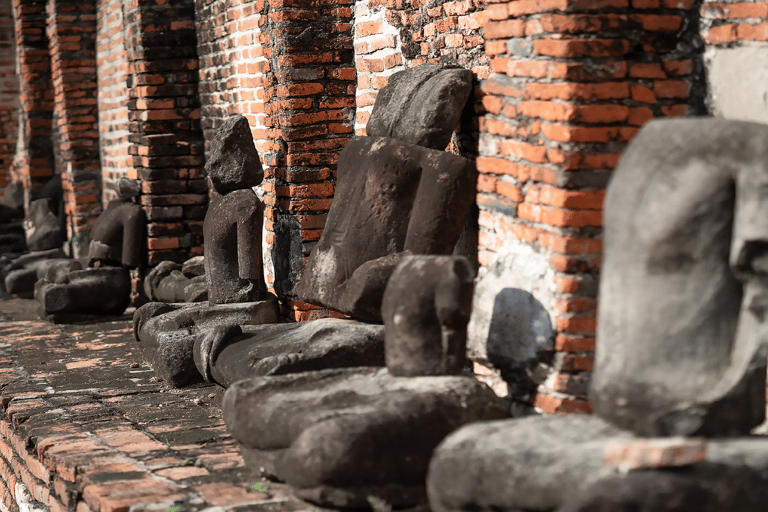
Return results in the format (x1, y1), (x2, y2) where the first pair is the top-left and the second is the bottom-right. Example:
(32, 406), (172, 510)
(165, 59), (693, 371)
(133, 299), (280, 387)
(224, 367), (509, 508)
(35, 267), (132, 316)
(5, 258), (80, 297)
(593, 118), (768, 437)
(194, 319), (385, 388)
(182, 256), (205, 276)
(426, 414), (631, 512)
(366, 65), (473, 150)
(465, 242), (557, 404)
(204, 189), (267, 304)
(88, 197), (146, 269)
(297, 136), (477, 322)
(25, 199), (63, 252)
(144, 261), (207, 303)
(205, 114), (264, 195)
(706, 47), (768, 125)
(382, 255), (473, 376)
(557, 465), (768, 512)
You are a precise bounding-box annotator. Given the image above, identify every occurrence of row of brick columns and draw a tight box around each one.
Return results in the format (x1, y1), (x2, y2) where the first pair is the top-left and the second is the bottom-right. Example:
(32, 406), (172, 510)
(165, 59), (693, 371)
(6, 0), (708, 410)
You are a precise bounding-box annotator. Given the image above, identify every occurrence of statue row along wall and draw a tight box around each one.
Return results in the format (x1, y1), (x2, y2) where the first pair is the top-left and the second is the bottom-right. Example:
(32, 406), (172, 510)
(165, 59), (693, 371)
(0, 0), (767, 412)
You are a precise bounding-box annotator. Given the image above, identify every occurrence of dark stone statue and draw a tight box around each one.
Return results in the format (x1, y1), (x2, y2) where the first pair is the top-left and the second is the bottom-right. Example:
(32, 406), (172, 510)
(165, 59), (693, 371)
(134, 115), (279, 387)
(35, 177), (145, 319)
(143, 258), (207, 303)
(366, 64), (473, 150)
(25, 198), (63, 252)
(296, 136), (477, 323)
(426, 118), (768, 512)
(382, 255), (473, 376)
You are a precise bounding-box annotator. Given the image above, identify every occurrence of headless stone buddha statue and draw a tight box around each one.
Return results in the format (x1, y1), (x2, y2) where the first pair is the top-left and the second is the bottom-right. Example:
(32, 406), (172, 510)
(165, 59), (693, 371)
(35, 177), (145, 319)
(133, 115), (280, 386)
(427, 118), (768, 512)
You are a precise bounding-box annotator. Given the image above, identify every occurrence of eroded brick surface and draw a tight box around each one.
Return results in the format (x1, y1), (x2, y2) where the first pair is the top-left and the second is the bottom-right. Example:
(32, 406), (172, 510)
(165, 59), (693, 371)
(0, 298), (329, 512)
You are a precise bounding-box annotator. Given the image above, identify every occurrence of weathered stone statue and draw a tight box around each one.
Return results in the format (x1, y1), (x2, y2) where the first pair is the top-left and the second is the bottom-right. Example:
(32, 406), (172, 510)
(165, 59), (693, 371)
(133, 115), (280, 386)
(143, 257), (207, 303)
(34, 177), (145, 319)
(426, 118), (768, 512)
(296, 65), (476, 323)
(224, 255), (509, 509)
(4, 198), (68, 297)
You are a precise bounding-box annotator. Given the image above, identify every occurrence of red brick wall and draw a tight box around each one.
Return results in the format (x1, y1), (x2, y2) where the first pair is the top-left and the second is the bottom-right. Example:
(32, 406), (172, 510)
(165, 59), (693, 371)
(47, 0), (102, 245)
(125, 0), (206, 265)
(0, 0), (19, 189)
(12, 0), (55, 197)
(96, 0), (131, 203)
(477, 0), (704, 412)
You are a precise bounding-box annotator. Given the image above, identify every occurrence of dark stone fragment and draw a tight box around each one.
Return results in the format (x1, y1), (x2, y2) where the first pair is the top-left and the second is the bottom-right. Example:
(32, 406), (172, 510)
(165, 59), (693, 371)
(204, 189), (267, 304)
(143, 261), (207, 303)
(35, 267), (132, 315)
(558, 465), (768, 512)
(382, 255), (473, 376)
(223, 368), (509, 508)
(193, 318), (385, 387)
(205, 114), (264, 195)
(297, 136), (477, 322)
(427, 415), (629, 512)
(25, 199), (63, 252)
(143, 260), (182, 301)
(133, 298), (280, 387)
(181, 256), (205, 277)
(88, 198), (146, 269)
(5, 258), (81, 297)
(593, 118), (768, 436)
(366, 64), (473, 150)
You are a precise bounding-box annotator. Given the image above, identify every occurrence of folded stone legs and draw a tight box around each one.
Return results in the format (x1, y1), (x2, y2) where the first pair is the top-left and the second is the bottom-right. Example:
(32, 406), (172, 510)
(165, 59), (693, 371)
(35, 266), (132, 321)
(224, 367), (509, 509)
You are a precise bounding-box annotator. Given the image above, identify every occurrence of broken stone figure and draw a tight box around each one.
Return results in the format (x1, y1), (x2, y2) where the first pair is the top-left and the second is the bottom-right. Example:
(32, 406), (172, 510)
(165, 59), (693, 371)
(0, 181), (27, 256)
(133, 115), (280, 387)
(224, 254), (509, 509)
(190, 64), (478, 391)
(34, 177), (145, 321)
(143, 256), (208, 303)
(4, 198), (71, 297)
(427, 118), (768, 512)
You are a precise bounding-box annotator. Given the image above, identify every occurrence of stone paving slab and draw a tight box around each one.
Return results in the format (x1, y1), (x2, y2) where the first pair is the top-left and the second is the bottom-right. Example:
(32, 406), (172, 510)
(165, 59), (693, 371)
(0, 298), (332, 512)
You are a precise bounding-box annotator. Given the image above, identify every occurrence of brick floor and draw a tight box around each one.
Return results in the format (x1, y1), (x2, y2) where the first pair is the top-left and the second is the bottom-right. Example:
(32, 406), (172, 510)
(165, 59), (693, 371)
(0, 298), (327, 512)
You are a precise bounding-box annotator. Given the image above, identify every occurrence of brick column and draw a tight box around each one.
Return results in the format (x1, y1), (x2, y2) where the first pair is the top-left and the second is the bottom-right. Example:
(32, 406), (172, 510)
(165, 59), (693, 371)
(0, 0), (19, 189)
(11, 0), (54, 197)
(96, 0), (131, 203)
(124, 0), (206, 265)
(258, 0), (356, 320)
(478, 0), (703, 412)
(46, 0), (101, 252)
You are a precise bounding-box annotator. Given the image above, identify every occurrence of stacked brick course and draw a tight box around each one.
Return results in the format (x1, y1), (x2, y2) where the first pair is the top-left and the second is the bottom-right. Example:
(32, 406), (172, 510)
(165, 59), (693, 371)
(11, 0), (55, 196)
(124, 0), (206, 265)
(46, 0), (101, 246)
(477, 0), (705, 412)
(0, 0), (19, 188)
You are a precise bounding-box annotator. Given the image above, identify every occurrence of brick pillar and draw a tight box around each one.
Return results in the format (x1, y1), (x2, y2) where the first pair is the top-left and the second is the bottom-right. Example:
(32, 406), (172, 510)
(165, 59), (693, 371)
(46, 0), (101, 251)
(124, 0), (206, 265)
(258, 0), (356, 321)
(96, 0), (131, 204)
(0, 0), (19, 189)
(478, 0), (703, 412)
(11, 0), (54, 197)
